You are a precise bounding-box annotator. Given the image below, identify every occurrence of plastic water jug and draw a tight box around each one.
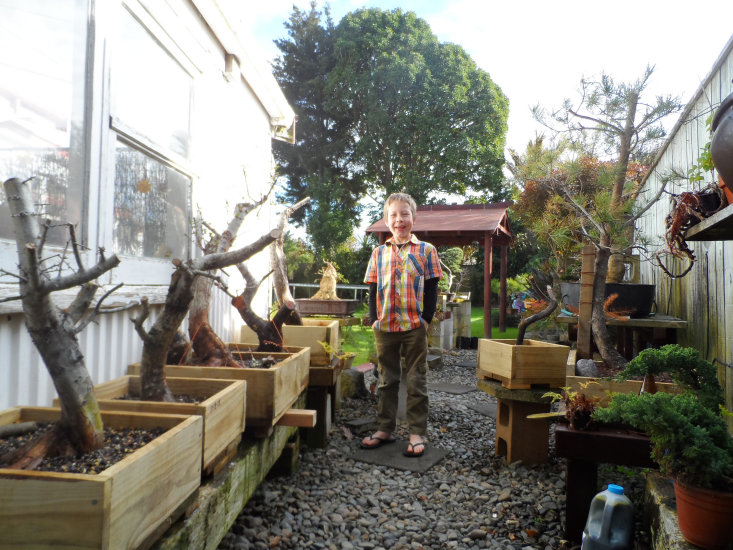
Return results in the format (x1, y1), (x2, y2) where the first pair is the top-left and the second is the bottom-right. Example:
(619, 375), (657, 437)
(581, 484), (634, 550)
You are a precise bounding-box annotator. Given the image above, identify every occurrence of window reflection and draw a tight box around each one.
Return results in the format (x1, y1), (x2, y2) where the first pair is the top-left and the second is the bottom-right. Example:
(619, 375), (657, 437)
(0, 0), (86, 244)
(112, 7), (192, 158)
(113, 141), (190, 259)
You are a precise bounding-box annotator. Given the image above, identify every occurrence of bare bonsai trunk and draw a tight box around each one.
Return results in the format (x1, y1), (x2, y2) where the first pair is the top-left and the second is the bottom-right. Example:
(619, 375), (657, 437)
(590, 242), (628, 370)
(516, 280), (558, 345)
(270, 231), (301, 325)
(232, 262), (299, 352)
(188, 203), (252, 367)
(2, 178), (121, 467)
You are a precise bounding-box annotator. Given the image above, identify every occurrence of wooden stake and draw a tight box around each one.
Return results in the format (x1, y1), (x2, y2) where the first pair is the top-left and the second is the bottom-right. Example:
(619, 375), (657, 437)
(577, 244), (596, 359)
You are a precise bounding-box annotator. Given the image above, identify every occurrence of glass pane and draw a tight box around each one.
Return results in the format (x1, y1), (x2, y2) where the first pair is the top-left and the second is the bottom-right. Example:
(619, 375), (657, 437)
(112, 8), (192, 157)
(113, 140), (190, 259)
(0, 0), (87, 244)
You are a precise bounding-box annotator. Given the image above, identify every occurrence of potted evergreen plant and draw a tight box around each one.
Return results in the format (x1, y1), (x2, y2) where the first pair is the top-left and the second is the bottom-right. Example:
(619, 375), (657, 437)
(594, 390), (733, 550)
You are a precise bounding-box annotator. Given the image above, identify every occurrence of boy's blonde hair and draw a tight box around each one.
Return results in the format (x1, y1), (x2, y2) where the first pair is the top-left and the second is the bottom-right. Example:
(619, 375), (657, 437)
(383, 192), (417, 219)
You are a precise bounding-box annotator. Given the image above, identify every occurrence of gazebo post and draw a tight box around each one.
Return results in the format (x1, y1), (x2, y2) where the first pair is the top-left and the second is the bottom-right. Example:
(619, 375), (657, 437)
(484, 232), (493, 339)
(499, 245), (508, 332)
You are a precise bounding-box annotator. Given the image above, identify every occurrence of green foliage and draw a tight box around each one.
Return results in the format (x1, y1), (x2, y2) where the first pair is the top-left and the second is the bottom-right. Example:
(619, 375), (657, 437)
(687, 113), (716, 184)
(272, 3), (362, 253)
(328, 8), (509, 205)
(593, 392), (733, 491)
(282, 232), (316, 282)
(614, 344), (724, 410)
(438, 246), (463, 292)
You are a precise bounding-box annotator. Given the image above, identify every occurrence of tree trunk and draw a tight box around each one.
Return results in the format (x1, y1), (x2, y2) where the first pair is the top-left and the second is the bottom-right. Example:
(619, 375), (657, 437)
(188, 203), (250, 367)
(2, 178), (120, 466)
(590, 243), (627, 370)
(232, 261), (299, 351)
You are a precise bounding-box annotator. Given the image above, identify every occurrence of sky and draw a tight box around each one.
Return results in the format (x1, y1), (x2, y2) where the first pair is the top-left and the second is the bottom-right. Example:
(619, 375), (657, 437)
(244, 0), (733, 158)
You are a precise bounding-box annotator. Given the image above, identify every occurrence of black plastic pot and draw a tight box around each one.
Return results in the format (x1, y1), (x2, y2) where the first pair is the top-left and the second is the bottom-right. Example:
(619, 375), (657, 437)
(560, 282), (656, 318)
(711, 91), (733, 188)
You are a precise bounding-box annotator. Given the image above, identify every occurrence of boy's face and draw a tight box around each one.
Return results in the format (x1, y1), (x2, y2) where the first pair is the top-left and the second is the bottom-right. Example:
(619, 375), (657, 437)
(386, 200), (414, 244)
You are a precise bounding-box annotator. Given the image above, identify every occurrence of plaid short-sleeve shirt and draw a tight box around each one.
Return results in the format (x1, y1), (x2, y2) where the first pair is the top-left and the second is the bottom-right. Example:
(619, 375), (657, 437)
(364, 234), (442, 332)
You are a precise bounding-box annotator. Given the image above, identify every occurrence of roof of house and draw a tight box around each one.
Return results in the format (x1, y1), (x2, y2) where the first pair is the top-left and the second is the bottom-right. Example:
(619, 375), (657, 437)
(365, 202), (514, 246)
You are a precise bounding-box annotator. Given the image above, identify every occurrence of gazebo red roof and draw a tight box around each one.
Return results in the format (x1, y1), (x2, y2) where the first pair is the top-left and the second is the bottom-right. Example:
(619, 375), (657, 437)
(365, 202), (514, 246)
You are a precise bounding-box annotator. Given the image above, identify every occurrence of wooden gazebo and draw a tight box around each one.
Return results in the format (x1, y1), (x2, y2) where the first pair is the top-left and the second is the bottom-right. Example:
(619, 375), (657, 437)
(365, 202), (514, 338)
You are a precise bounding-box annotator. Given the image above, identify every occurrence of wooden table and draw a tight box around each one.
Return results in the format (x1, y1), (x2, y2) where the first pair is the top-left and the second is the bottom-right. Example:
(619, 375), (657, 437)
(477, 378), (556, 465)
(557, 314), (687, 360)
(554, 424), (656, 542)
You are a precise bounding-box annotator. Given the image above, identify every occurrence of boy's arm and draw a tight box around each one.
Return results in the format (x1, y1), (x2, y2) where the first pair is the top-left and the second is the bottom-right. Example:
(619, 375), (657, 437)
(421, 277), (440, 324)
(368, 282), (377, 324)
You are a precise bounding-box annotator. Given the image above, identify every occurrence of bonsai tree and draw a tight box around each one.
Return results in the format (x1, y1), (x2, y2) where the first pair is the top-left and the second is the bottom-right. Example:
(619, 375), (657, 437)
(186, 198), (269, 366)
(594, 391), (733, 493)
(132, 197), (309, 400)
(515, 270), (558, 345)
(1, 178), (125, 467)
(612, 344), (724, 411)
(511, 67), (684, 369)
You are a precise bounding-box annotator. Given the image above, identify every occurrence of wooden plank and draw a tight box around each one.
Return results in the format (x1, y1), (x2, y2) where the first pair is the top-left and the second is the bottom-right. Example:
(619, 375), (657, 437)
(88, 376), (246, 472)
(0, 408), (202, 550)
(276, 409), (317, 428)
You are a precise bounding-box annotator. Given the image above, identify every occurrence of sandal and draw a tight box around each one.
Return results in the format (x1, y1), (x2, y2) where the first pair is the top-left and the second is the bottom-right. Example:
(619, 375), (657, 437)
(403, 440), (425, 457)
(360, 434), (396, 449)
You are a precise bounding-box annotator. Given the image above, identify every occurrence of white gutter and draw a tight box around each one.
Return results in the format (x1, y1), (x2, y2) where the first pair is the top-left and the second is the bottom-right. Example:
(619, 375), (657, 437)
(191, 0), (296, 143)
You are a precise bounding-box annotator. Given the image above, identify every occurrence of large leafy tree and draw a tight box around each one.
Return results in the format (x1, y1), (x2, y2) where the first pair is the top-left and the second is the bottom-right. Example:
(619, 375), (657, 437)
(328, 8), (508, 205)
(272, 3), (361, 253)
(273, 5), (510, 252)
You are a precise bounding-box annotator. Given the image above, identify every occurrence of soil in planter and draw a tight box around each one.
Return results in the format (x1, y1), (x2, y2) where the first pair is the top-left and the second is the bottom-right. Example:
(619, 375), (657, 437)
(593, 361), (674, 383)
(0, 422), (164, 474)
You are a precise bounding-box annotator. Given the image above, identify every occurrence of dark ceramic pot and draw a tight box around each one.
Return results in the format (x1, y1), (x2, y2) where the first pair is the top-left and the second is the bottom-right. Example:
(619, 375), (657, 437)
(560, 282), (656, 318)
(711, 91), (733, 188)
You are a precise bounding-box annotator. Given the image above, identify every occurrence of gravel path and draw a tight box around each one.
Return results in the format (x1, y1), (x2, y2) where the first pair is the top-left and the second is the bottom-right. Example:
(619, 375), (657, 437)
(218, 350), (648, 550)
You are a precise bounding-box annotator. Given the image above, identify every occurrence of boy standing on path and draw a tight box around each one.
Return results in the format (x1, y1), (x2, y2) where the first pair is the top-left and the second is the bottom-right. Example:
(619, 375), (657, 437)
(361, 193), (442, 457)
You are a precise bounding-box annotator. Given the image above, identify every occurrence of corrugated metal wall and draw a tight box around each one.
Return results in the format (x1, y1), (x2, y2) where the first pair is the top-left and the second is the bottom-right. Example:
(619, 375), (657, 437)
(637, 36), (733, 425)
(0, 289), (242, 410)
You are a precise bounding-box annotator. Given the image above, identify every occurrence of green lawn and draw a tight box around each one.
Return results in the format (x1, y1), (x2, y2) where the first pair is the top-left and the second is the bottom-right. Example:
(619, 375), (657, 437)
(340, 305), (519, 365)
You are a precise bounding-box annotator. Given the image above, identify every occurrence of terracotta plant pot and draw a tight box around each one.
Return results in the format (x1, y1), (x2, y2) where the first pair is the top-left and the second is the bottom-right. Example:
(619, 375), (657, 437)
(674, 479), (733, 550)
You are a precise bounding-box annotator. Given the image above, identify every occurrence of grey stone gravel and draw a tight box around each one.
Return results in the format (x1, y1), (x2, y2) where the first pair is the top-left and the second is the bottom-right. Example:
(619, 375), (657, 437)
(218, 350), (649, 550)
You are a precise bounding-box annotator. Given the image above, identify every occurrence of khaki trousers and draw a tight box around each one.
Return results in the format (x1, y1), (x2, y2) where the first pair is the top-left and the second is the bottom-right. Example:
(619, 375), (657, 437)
(373, 325), (428, 436)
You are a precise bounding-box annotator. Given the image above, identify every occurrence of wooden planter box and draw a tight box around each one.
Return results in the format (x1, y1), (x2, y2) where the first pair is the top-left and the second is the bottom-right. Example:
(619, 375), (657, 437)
(0, 407), (202, 550)
(128, 346), (310, 429)
(564, 351), (681, 405)
(239, 318), (340, 366)
(477, 338), (569, 389)
(90, 376), (245, 474)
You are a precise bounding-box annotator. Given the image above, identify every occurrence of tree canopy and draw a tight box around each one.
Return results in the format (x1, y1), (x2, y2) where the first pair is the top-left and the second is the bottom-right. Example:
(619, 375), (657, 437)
(273, 3), (509, 253)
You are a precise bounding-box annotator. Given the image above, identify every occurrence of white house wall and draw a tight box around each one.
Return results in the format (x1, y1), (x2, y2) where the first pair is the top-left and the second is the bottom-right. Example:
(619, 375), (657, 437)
(637, 35), (733, 415)
(0, 0), (291, 409)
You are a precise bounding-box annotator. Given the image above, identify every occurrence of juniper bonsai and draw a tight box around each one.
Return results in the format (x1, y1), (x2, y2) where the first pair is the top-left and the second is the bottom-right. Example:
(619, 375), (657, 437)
(593, 391), (733, 492)
(613, 344), (724, 410)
